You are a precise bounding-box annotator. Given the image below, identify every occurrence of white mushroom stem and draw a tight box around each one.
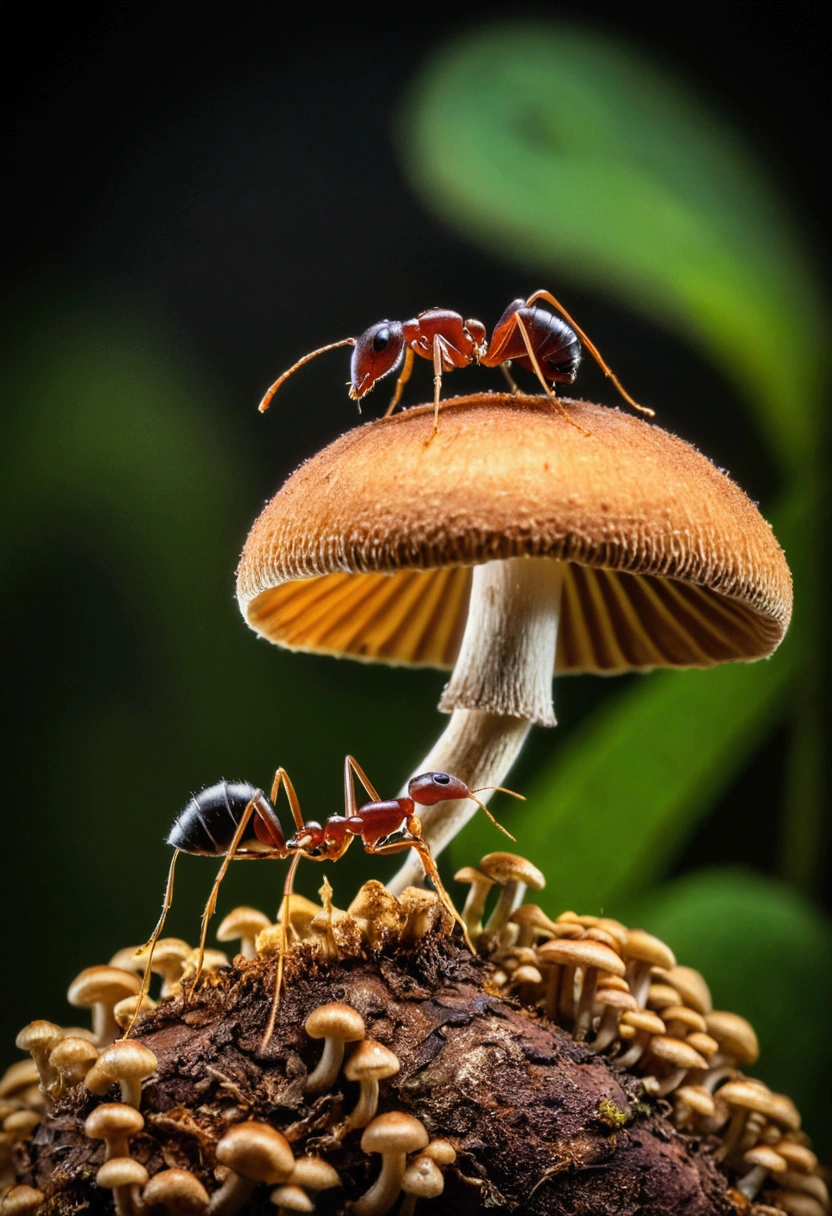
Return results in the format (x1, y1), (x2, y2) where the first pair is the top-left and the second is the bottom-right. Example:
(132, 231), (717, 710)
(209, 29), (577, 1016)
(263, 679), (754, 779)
(206, 1172), (255, 1216)
(351, 1151), (407, 1216)
(389, 558), (563, 894)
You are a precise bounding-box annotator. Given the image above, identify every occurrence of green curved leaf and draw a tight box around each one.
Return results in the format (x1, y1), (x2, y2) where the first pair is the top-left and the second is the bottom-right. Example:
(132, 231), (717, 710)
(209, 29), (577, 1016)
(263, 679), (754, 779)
(398, 25), (825, 467)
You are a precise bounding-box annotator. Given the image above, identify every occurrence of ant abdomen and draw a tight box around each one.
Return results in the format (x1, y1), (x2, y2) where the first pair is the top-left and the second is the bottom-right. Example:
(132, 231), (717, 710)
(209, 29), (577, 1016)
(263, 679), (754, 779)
(168, 781), (286, 856)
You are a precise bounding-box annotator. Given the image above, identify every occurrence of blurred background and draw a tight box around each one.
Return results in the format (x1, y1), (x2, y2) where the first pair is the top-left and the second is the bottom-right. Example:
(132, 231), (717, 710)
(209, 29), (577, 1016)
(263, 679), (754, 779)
(2, 1), (829, 1153)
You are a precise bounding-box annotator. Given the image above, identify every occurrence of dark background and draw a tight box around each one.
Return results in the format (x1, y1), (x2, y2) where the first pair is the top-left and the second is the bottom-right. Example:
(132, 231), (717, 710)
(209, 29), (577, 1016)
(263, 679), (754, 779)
(2, 0), (829, 1141)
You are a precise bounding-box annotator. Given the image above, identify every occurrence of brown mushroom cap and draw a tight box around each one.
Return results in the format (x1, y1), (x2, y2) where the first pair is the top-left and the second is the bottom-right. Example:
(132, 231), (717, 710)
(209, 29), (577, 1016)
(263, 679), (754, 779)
(216, 1121), (295, 1183)
(705, 1010), (759, 1064)
(237, 396), (791, 672)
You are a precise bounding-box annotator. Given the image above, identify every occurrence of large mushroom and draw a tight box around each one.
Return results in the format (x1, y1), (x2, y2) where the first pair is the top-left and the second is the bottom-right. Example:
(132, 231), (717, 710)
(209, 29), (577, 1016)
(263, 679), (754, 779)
(237, 394), (792, 887)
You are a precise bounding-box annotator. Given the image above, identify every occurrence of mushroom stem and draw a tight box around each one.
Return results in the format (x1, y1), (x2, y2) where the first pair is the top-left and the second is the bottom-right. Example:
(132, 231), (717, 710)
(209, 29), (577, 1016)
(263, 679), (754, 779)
(389, 556), (563, 894)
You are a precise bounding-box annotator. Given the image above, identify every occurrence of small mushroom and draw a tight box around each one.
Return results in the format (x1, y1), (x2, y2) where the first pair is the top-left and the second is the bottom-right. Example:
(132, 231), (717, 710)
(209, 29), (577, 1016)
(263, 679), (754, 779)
(453, 867), (496, 941)
(84, 1102), (145, 1160)
(509, 903), (559, 948)
(673, 1085), (716, 1128)
(85, 1040), (158, 1108)
(737, 1145), (788, 1200)
(656, 965), (712, 1015)
(179, 948), (231, 987)
(716, 1081), (800, 1160)
(303, 1003), (365, 1094)
(704, 1010), (760, 1070)
(480, 853), (545, 941)
(113, 993), (158, 1031)
(352, 1112), (429, 1216)
(217, 907), (272, 959)
(399, 887), (448, 940)
(96, 1156), (149, 1216)
(343, 1040), (400, 1129)
(615, 1010), (666, 1068)
(422, 1139), (457, 1166)
(589, 986), (639, 1053)
(208, 1121), (294, 1215)
(269, 1186), (313, 1215)
(288, 1157), (340, 1191)
(623, 930), (676, 1008)
(537, 937), (625, 1037)
(346, 882), (403, 947)
(144, 1168), (210, 1214)
(48, 1036), (99, 1097)
(68, 966), (143, 1045)
(399, 1154), (445, 1216)
(15, 1020), (64, 1098)
(640, 1035), (708, 1096)
(0, 1186), (46, 1215)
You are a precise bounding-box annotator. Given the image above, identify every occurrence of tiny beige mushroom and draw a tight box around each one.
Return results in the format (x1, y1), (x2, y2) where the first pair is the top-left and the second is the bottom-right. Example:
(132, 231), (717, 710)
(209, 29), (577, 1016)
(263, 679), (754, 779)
(589, 987), (639, 1054)
(113, 993), (157, 1032)
(0, 1186), (46, 1215)
(304, 1003), (365, 1095)
(217, 907), (272, 959)
(144, 1168), (210, 1214)
(399, 1154), (445, 1216)
(399, 887), (449, 941)
(480, 854), (545, 941)
(623, 930), (676, 1008)
(673, 1085), (716, 1128)
(269, 1185), (313, 1215)
(3, 1111), (41, 1141)
(776, 1142), (819, 1174)
(84, 1102), (145, 1160)
(277, 894), (325, 943)
(646, 983), (682, 1011)
(640, 1035), (708, 1097)
(737, 1145), (788, 1200)
(537, 938), (625, 1039)
(704, 1010), (760, 1069)
(68, 966), (143, 1045)
(657, 965), (712, 1015)
(85, 1041), (158, 1108)
(775, 1171), (830, 1208)
(343, 1040), (400, 1129)
(509, 903), (559, 948)
(208, 1121), (295, 1216)
(15, 1021), (64, 1098)
(422, 1139), (457, 1165)
(615, 1010), (666, 1068)
(96, 1156), (149, 1216)
(288, 1157), (340, 1191)
(771, 1193), (827, 1216)
(48, 1036), (99, 1098)
(716, 1081), (800, 1161)
(179, 948), (230, 987)
(453, 867), (496, 941)
(0, 1061), (40, 1103)
(352, 1112), (429, 1216)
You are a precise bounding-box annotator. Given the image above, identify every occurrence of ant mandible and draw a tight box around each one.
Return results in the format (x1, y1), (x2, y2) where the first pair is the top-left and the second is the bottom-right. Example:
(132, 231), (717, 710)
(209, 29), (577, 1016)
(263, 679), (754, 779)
(258, 289), (654, 436)
(128, 758), (522, 1048)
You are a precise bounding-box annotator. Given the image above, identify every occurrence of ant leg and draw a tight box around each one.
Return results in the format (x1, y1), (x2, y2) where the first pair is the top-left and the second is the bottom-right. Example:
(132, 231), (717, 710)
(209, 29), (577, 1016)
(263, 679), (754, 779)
(344, 754), (381, 817)
(271, 767), (305, 834)
(428, 334), (444, 438)
(499, 361), (520, 395)
(513, 314), (592, 436)
(383, 347), (415, 418)
(258, 338), (357, 413)
(124, 849), (180, 1038)
(526, 290), (654, 417)
(194, 799), (258, 987)
(261, 851), (302, 1050)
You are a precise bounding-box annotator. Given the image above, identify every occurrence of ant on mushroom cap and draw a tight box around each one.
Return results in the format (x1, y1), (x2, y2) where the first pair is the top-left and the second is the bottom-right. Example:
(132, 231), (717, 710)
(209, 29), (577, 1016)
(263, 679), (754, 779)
(258, 289), (654, 436)
(128, 757), (522, 1047)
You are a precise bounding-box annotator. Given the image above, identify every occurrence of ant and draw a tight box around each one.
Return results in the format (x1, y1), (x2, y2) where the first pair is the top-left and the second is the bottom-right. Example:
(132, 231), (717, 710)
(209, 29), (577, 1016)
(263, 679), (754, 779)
(128, 758), (522, 1048)
(258, 289), (654, 436)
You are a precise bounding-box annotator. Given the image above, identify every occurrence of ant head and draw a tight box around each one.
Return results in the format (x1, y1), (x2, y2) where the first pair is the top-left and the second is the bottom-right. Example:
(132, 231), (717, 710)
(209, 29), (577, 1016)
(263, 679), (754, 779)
(408, 771), (470, 806)
(350, 321), (405, 399)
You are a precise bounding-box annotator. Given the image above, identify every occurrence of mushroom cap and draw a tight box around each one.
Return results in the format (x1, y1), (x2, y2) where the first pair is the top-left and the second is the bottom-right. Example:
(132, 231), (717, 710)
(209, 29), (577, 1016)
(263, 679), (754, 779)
(743, 1146), (788, 1173)
(216, 1121), (295, 1182)
(49, 1036), (99, 1071)
(343, 1039), (400, 1083)
(88, 1041), (158, 1088)
(645, 1035), (708, 1070)
(478, 853), (545, 890)
(704, 1011), (759, 1064)
(237, 396), (792, 673)
(304, 1002), (365, 1043)
(96, 1157), (150, 1188)
(537, 938), (625, 976)
(624, 929), (676, 970)
(661, 1006), (708, 1035)
(718, 1082), (801, 1129)
(658, 965), (712, 1015)
(289, 1156), (341, 1190)
(675, 1085), (716, 1117)
(142, 1169), (210, 1212)
(68, 966), (142, 1007)
(401, 1154), (445, 1198)
(84, 1102), (145, 1140)
(269, 1185), (314, 1212)
(360, 1111), (430, 1155)
(621, 1010), (666, 1035)
(216, 906), (271, 943)
(15, 1020), (64, 1059)
(0, 1186), (46, 1214)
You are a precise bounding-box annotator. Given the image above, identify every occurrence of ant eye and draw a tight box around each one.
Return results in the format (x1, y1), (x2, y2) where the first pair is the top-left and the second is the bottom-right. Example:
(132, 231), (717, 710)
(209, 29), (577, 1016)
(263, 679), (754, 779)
(433, 773), (451, 785)
(373, 326), (391, 353)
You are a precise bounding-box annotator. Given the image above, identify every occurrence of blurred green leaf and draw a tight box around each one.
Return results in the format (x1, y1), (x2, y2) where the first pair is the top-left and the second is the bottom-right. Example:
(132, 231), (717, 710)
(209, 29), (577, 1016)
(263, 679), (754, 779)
(399, 25), (825, 466)
(631, 866), (832, 1152)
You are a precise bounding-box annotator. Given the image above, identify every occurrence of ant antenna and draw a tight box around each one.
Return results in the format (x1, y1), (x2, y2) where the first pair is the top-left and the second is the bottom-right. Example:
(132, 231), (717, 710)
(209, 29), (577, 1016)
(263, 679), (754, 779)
(258, 338), (357, 412)
(466, 785), (524, 841)
(261, 851), (301, 1050)
(526, 289), (655, 417)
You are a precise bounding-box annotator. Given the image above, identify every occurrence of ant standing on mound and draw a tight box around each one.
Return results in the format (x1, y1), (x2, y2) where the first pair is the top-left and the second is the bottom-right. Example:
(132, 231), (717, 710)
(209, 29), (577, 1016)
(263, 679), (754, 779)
(128, 757), (522, 1047)
(258, 289), (654, 436)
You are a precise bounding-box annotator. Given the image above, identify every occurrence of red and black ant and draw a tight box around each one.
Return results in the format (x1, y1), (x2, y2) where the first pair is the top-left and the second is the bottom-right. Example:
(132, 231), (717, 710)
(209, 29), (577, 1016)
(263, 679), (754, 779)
(129, 758), (521, 1047)
(258, 289), (654, 435)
